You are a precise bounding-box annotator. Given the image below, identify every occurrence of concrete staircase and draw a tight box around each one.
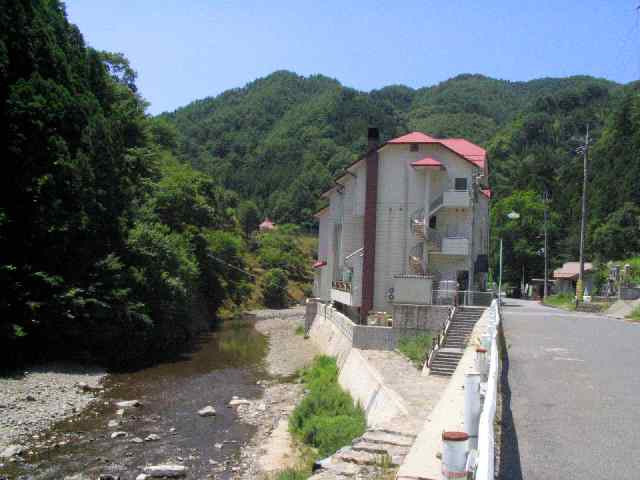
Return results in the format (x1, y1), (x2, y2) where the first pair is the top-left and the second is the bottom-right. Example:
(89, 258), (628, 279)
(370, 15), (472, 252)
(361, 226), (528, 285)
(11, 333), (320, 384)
(429, 307), (485, 376)
(309, 427), (416, 479)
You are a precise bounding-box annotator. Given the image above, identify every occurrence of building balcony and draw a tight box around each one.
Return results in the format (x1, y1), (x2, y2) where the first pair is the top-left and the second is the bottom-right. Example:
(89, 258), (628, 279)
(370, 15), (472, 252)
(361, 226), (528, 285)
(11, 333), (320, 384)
(429, 189), (471, 215)
(427, 229), (469, 256)
(331, 281), (361, 307)
(330, 248), (363, 307)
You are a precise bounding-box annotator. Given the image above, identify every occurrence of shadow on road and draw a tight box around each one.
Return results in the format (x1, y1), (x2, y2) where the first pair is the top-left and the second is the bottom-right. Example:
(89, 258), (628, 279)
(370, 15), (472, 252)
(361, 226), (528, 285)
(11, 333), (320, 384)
(499, 323), (523, 480)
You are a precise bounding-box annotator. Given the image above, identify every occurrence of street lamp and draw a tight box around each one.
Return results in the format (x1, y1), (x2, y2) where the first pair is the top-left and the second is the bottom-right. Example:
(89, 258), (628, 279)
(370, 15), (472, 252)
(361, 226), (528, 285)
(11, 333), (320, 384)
(498, 211), (520, 303)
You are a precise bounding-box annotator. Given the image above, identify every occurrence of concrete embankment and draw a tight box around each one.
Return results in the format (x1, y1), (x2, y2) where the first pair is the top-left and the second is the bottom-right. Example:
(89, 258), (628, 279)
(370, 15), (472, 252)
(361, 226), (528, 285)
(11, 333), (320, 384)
(307, 304), (449, 478)
(308, 304), (410, 426)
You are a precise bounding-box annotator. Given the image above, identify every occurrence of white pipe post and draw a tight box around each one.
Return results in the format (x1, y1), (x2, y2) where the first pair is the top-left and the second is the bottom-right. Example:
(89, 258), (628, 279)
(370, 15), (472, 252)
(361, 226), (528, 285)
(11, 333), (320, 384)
(475, 347), (489, 379)
(441, 431), (469, 480)
(464, 373), (482, 450)
(498, 238), (503, 304)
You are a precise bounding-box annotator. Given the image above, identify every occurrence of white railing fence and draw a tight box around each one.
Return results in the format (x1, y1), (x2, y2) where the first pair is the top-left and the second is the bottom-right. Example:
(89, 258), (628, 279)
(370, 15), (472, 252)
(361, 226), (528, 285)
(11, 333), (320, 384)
(443, 299), (500, 479)
(473, 299), (501, 480)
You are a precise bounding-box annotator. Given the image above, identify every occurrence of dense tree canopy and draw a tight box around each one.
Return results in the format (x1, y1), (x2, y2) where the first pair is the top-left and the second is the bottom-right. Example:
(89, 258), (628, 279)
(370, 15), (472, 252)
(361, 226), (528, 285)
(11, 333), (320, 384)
(163, 69), (637, 283)
(3, 0), (640, 369)
(0, 0), (250, 369)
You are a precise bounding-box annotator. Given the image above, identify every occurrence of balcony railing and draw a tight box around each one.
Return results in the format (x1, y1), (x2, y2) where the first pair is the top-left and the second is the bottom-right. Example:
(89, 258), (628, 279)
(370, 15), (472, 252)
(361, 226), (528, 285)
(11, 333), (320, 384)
(410, 208), (426, 240)
(332, 280), (352, 293)
(429, 189), (471, 214)
(331, 248), (363, 307)
(432, 290), (495, 307)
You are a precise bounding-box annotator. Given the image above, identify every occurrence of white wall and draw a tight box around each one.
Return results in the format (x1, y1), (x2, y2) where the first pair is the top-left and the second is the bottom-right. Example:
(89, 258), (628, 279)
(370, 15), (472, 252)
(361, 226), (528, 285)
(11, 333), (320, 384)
(316, 210), (331, 300)
(318, 140), (488, 313)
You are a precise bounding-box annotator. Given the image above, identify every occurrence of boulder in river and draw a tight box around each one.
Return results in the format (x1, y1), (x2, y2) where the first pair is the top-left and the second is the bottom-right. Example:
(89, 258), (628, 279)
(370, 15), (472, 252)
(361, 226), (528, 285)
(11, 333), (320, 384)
(145, 434), (160, 441)
(197, 406), (216, 417)
(115, 400), (141, 408)
(110, 431), (127, 439)
(0, 444), (24, 458)
(142, 464), (187, 477)
(228, 398), (251, 406)
(107, 420), (119, 428)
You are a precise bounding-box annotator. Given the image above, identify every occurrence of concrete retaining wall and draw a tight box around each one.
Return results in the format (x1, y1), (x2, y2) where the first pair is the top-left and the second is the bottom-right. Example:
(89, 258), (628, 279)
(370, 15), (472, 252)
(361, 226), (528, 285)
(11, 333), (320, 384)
(307, 302), (411, 426)
(309, 302), (438, 353)
(308, 304), (354, 368)
(339, 349), (409, 426)
(393, 304), (450, 331)
(620, 287), (640, 300)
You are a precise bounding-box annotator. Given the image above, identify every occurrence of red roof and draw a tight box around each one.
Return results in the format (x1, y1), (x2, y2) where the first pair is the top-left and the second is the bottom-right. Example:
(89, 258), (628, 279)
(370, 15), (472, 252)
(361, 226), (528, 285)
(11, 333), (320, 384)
(481, 189), (492, 199)
(259, 218), (275, 230)
(313, 260), (327, 269)
(318, 131), (487, 199)
(388, 132), (437, 143)
(411, 157), (444, 169)
(386, 132), (486, 169)
(439, 138), (486, 169)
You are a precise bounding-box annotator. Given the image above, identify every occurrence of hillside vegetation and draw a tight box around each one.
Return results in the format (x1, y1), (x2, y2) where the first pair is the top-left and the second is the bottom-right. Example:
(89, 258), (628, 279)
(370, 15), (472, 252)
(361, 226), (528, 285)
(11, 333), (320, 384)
(164, 71), (639, 284)
(0, 1), (310, 369)
(3, 1), (639, 369)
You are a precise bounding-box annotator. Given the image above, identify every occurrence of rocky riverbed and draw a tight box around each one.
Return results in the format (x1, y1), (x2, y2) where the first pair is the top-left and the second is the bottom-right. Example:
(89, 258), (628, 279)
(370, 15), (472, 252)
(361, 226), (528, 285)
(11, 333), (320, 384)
(0, 363), (106, 454)
(238, 311), (319, 479)
(0, 308), (318, 479)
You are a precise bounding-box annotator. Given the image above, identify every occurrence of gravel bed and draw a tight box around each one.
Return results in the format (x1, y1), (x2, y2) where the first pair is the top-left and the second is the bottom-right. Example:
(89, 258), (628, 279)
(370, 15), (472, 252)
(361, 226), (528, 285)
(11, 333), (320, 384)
(0, 362), (106, 452)
(238, 310), (320, 478)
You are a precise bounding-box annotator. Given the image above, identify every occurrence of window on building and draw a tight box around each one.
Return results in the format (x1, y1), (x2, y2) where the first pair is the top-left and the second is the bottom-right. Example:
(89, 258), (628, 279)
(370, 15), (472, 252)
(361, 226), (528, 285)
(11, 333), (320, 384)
(429, 215), (437, 229)
(454, 177), (468, 191)
(409, 144), (419, 152)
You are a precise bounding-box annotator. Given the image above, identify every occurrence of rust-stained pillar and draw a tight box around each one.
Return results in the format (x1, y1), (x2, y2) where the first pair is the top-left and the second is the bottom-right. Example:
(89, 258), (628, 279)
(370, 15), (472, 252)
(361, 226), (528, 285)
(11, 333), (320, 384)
(360, 127), (379, 324)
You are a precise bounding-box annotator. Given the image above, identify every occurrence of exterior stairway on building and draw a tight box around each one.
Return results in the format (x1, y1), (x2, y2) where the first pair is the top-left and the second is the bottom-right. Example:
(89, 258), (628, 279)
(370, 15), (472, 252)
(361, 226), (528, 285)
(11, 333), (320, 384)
(429, 306), (485, 376)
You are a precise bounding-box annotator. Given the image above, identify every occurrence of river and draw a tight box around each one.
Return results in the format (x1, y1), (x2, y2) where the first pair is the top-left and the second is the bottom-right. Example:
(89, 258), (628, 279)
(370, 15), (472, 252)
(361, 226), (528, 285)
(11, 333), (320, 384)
(2, 316), (272, 480)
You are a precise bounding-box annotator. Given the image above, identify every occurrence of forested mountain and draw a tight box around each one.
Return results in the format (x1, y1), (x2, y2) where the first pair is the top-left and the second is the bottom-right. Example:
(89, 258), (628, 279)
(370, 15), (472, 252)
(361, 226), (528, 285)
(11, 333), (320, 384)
(164, 71), (638, 282)
(3, 0), (639, 370)
(1, 1), (252, 368)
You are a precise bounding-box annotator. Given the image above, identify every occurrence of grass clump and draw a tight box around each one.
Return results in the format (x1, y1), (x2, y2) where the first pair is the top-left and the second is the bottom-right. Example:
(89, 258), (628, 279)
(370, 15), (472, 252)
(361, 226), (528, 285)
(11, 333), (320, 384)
(289, 356), (366, 458)
(544, 293), (576, 310)
(272, 468), (309, 480)
(397, 333), (433, 368)
(628, 305), (640, 322)
(294, 324), (305, 336)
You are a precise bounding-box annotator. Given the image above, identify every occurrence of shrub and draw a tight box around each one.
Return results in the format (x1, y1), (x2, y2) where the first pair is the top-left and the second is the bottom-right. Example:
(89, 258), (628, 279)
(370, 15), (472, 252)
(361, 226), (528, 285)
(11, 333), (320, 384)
(301, 414), (367, 458)
(289, 356), (366, 458)
(397, 334), (433, 368)
(262, 268), (289, 308)
(544, 293), (576, 310)
(273, 469), (308, 480)
(628, 305), (640, 322)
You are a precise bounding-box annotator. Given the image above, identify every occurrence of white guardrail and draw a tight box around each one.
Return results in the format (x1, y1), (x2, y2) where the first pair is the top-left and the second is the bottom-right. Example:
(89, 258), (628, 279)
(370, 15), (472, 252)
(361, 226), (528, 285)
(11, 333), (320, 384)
(475, 299), (500, 480)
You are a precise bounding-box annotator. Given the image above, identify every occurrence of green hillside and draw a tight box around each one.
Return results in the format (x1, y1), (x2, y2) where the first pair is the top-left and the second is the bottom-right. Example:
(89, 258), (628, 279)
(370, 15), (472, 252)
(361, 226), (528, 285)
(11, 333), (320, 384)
(163, 71), (638, 282)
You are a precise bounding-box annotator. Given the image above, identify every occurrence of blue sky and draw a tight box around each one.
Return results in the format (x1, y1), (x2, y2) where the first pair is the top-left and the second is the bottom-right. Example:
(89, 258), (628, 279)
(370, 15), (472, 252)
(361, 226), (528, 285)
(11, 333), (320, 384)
(65, 1), (640, 115)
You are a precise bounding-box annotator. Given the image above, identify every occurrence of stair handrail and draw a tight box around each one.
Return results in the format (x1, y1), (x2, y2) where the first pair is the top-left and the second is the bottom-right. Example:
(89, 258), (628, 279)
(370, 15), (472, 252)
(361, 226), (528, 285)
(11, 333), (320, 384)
(426, 305), (456, 368)
(409, 207), (426, 238)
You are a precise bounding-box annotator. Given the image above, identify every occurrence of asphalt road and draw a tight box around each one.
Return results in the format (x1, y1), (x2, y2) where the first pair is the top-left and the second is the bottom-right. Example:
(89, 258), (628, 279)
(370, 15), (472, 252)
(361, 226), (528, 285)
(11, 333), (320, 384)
(500, 299), (640, 480)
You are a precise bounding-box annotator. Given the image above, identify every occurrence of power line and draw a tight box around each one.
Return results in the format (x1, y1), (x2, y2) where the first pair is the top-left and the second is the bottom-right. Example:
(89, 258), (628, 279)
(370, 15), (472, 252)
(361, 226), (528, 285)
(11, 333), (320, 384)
(206, 253), (257, 280)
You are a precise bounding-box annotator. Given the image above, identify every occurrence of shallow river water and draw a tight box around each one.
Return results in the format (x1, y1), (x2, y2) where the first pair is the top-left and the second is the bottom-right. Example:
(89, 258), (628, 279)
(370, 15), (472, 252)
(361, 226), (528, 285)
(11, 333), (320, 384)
(2, 316), (270, 480)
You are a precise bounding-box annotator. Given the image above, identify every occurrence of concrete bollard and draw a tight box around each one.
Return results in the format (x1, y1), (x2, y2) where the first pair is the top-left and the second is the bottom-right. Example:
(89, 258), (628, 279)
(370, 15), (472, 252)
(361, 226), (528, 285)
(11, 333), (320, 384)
(474, 347), (489, 378)
(464, 372), (482, 450)
(441, 431), (469, 479)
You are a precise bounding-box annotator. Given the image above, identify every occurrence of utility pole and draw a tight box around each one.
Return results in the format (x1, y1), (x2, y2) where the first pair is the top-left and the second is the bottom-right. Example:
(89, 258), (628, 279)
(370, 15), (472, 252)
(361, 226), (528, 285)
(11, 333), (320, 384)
(576, 125), (590, 307)
(543, 189), (549, 299)
(498, 238), (503, 305)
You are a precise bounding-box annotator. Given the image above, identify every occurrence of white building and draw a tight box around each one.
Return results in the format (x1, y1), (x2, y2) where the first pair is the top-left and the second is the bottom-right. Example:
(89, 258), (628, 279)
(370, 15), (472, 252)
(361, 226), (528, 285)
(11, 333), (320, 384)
(313, 129), (491, 322)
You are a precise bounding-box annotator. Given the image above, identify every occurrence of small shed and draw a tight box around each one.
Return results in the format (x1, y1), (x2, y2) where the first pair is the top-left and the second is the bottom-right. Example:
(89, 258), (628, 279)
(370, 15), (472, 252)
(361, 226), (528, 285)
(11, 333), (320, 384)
(553, 262), (594, 295)
(259, 218), (276, 231)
